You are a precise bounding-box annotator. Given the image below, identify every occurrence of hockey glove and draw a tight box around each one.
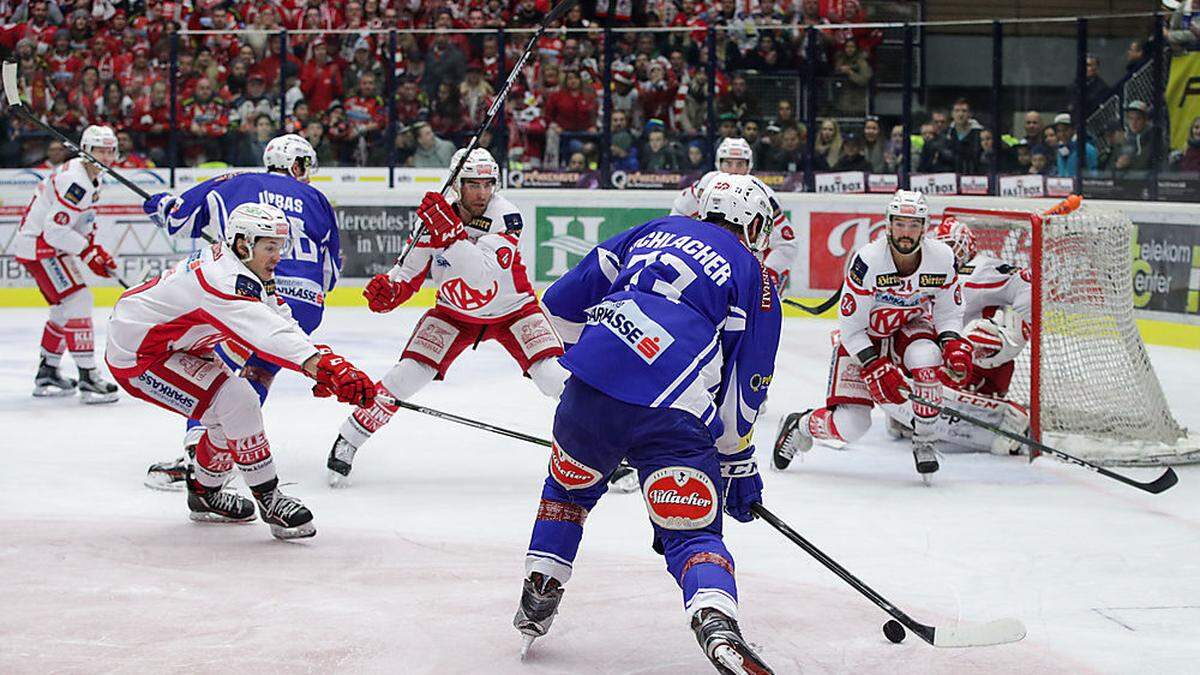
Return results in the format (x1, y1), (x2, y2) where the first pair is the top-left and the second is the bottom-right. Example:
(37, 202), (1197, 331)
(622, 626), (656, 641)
(363, 273), (405, 313)
(941, 337), (975, 383)
(81, 243), (116, 277)
(143, 192), (182, 228)
(720, 449), (762, 523)
(416, 191), (467, 249)
(862, 356), (909, 406)
(312, 345), (376, 407)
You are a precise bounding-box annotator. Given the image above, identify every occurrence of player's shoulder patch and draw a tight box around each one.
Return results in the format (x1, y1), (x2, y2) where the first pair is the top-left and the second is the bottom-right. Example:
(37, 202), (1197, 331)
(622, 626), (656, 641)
(848, 255), (868, 286)
(235, 274), (263, 300)
(63, 183), (87, 205)
(503, 211), (524, 232)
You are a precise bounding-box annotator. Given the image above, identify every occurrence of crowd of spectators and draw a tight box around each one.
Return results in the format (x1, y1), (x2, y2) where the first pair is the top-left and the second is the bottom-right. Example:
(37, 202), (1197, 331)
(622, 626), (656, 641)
(0, 0), (883, 171)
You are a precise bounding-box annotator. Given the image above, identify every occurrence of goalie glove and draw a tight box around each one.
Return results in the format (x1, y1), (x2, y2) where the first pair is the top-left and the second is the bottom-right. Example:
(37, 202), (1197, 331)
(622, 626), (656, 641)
(862, 356), (909, 406)
(966, 309), (1028, 369)
(719, 448), (762, 523)
(311, 345), (376, 407)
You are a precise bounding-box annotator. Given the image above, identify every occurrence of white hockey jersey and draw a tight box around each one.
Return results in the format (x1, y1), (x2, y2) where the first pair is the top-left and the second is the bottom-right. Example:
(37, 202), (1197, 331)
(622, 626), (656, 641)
(959, 253), (1031, 325)
(14, 158), (101, 261)
(393, 193), (536, 323)
(105, 242), (318, 379)
(670, 170), (798, 283)
(839, 236), (963, 360)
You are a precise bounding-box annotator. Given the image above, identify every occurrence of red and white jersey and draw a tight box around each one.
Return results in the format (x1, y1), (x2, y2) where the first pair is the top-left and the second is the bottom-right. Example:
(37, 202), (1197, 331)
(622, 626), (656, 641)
(105, 243), (319, 379)
(670, 170), (798, 282)
(839, 236), (963, 359)
(959, 253), (1031, 325)
(14, 158), (101, 262)
(394, 193), (537, 324)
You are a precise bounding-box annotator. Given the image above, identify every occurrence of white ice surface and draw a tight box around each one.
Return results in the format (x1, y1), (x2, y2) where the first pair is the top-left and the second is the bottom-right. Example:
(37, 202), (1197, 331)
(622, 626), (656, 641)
(2, 307), (1200, 674)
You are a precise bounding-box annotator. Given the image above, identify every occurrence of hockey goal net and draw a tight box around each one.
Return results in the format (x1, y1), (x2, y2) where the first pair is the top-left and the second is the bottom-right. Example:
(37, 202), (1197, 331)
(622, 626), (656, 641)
(942, 205), (1200, 467)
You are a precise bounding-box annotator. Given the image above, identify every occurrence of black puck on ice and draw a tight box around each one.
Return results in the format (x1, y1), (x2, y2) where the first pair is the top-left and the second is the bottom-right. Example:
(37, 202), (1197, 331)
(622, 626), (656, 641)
(883, 619), (906, 643)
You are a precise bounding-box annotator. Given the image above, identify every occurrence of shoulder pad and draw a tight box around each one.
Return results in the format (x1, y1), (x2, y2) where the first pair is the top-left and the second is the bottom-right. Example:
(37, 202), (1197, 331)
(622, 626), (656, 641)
(235, 274), (263, 300)
(848, 255), (868, 286)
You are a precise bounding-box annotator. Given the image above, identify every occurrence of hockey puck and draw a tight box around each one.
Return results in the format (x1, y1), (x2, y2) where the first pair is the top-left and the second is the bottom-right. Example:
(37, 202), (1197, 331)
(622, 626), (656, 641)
(883, 619), (906, 643)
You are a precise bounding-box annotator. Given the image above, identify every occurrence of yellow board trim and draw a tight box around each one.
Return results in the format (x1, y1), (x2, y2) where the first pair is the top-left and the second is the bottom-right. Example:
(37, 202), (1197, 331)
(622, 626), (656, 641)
(2, 289), (1196, 349)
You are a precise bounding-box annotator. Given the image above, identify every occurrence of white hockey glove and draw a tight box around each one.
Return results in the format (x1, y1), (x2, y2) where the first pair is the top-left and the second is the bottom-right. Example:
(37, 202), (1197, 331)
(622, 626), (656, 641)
(966, 309), (1027, 369)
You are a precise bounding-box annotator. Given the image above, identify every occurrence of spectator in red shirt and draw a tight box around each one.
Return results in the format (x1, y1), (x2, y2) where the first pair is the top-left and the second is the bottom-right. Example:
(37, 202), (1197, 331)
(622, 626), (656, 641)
(95, 81), (134, 131)
(343, 72), (386, 164)
(251, 34), (301, 90)
(300, 41), (344, 113)
(638, 59), (675, 123)
(117, 46), (160, 101)
(131, 80), (174, 164)
(114, 130), (155, 168)
(33, 140), (71, 169)
(181, 77), (231, 163)
(545, 70), (597, 135)
(44, 29), (83, 92)
(395, 77), (430, 125)
(430, 81), (468, 137)
(45, 91), (83, 135)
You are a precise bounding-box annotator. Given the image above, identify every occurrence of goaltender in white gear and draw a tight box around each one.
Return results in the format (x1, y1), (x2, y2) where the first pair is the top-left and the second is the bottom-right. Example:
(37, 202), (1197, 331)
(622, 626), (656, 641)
(671, 137), (798, 291)
(327, 147), (569, 486)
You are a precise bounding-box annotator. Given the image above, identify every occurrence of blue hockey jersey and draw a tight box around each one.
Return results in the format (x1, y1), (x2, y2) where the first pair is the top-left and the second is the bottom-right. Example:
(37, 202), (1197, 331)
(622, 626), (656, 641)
(543, 215), (782, 456)
(158, 172), (341, 317)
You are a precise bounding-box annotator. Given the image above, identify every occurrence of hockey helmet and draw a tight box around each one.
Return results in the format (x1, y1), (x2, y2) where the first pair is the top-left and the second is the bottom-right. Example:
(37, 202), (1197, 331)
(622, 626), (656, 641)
(715, 137), (754, 172)
(80, 125), (117, 163)
(449, 147), (500, 196)
(699, 172), (774, 252)
(225, 202), (292, 261)
(263, 133), (318, 182)
(934, 215), (977, 270)
(885, 189), (929, 253)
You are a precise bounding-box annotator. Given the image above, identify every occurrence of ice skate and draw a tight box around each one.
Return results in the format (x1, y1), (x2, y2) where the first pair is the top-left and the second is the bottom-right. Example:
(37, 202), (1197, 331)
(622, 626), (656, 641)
(326, 435), (358, 488)
(253, 479), (316, 539)
(78, 367), (119, 404)
(912, 440), (940, 483)
(513, 572), (564, 659)
(32, 357), (76, 398)
(145, 454), (190, 491)
(691, 608), (774, 675)
(772, 409), (813, 471)
(607, 461), (639, 493)
(187, 479), (255, 523)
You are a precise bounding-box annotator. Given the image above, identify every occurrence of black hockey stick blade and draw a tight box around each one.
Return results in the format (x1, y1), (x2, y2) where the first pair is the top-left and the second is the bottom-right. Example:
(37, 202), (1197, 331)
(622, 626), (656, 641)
(783, 285), (841, 315)
(910, 395), (1178, 494)
(750, 503), (1026, 648)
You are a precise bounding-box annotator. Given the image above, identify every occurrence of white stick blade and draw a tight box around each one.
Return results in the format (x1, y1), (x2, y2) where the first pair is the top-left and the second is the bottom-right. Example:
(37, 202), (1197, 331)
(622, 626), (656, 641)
(932, 618), (1026, 648)
(2, 62), (20, 106)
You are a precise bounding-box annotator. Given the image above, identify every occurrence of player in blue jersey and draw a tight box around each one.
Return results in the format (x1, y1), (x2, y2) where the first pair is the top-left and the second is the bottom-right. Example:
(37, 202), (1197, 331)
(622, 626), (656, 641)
(513, 174), (781, 674)
(138, 134), (341, 490)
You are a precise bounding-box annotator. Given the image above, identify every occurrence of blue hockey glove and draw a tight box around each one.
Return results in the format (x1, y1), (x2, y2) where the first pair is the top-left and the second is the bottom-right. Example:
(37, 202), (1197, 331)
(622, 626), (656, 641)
(143, 192), (181, 228)
(719, 448), (762, 523)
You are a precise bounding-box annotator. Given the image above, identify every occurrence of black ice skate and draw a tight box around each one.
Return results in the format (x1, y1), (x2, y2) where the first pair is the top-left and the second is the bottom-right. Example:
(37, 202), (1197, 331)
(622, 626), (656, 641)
(78, 367), (119, 404)
(607, 461), (639, 493)
(772, 409), (813, 471)
(253, 479), (316, 539)
(144, 443), (198, 491)
(326, 435), (358, 488)
(691, 608), (774, 675)
(514, 572), (564, 659)
(32, 357), (76, 398)
(912, 441), (940, 481)
(187, 479), (255, 523)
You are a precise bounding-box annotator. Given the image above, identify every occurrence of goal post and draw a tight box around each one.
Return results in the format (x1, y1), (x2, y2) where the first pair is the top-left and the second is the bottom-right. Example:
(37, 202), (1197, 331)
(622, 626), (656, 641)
(942, 205), (1200, 467)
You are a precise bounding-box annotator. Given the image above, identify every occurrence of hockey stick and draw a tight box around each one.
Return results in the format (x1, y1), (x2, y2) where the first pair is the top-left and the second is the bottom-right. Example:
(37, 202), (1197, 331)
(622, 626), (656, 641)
(910, 395), (1178, 494)
(386, 0), (578, 280)
(379, 393), (1025, 647)
(783, 290), (841, 315)
(750, 502), (1026, 647)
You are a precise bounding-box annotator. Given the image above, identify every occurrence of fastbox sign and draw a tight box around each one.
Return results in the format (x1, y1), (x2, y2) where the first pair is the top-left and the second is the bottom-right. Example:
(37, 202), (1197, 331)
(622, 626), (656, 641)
(534, 206), (663, 282)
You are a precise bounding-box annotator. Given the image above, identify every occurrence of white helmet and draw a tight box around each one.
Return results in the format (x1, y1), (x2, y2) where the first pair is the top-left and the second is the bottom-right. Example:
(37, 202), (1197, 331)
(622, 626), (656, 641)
(263, 133), (317, 182)
(80, 125), (117, 161)
(886, 189), (929, 225)
(225, 202), (292, 262)
(698, 172), (774, 252)
(449, 146), (500, 196)
(715, 137), (753, 172)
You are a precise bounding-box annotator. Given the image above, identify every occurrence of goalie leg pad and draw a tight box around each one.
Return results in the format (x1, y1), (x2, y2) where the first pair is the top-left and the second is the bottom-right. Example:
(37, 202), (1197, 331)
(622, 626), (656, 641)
(937, 388), (1030, 454)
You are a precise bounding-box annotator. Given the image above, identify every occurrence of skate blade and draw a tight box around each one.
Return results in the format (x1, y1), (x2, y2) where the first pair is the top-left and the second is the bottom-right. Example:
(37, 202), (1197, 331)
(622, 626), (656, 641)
(189, 511), (255, 524)
(269, 522), (316, 540)
(327, 469), (352, 489)
(144, 476), (186, 492)
(519, 634), (537, 660)
(80, 391), (120, 405)
(32, 385), (77, 398)
(921, 473), (932, 486)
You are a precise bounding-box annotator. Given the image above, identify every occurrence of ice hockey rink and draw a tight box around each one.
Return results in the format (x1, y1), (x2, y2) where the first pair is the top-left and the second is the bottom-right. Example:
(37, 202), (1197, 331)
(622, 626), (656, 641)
(2, 307), (1198, 674)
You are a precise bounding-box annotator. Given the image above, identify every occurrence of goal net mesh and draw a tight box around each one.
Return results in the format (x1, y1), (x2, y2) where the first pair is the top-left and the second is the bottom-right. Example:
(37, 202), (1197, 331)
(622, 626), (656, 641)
(944, 206), (1199, 466)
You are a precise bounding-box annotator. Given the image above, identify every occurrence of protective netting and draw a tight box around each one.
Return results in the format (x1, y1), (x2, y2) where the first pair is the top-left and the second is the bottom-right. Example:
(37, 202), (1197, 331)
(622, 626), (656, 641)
(945, 206), (1199, 466)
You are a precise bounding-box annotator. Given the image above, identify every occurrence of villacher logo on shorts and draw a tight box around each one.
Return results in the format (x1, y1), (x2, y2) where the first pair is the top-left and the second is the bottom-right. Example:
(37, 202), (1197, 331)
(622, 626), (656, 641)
(642, 466), (717, 530)
(549, 442), (603, 490)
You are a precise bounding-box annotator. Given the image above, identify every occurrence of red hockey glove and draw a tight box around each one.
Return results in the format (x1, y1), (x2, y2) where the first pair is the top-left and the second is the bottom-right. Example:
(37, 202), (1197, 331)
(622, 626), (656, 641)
(862, 356), (909, 406)
(81, 243), (116, 278)
(417, 191), (467, 248)
(941, 337), (975, 383)
(311, 345), (376, 407)
(363, 273), (405, 313)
